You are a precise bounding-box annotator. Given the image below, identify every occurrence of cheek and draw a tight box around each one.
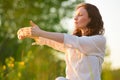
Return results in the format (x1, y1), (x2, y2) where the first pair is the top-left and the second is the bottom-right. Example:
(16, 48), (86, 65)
(78, 18), (90, 27)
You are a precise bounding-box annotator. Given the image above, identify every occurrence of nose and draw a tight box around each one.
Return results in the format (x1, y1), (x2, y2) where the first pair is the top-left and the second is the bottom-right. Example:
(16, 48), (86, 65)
(74, 16), (77, 20)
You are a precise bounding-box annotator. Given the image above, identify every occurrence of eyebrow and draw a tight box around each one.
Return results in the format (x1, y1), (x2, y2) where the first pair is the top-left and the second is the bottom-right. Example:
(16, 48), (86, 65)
(78, 12), (82, 15)
(75, 11), (81, 15)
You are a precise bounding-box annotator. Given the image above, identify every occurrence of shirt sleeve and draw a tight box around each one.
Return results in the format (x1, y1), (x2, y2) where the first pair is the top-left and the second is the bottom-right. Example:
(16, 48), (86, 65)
(64, 34), (106, 55)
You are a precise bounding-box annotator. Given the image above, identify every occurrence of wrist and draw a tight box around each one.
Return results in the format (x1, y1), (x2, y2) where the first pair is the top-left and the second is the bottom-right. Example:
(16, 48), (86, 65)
(37, 29), (47, 38)
(37, 29), (43, 37)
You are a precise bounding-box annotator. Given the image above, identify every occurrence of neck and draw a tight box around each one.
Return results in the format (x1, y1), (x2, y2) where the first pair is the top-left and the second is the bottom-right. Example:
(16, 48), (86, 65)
(81, 28), (88, 36)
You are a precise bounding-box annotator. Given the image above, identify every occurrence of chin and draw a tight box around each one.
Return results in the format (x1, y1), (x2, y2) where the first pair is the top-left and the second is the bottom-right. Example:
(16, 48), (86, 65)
(74, 24), (79, 28)
(75, 25), (82, 29)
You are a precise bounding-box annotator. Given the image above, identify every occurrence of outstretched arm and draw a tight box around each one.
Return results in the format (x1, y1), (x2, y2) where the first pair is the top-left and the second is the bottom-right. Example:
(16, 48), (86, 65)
(17, 21), (64, 43)
(33, 37), (65, 53)
(17, 21), (65, 52)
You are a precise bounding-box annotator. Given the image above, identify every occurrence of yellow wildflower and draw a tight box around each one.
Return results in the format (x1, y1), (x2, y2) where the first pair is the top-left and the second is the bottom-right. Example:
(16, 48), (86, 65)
(8, 63), (14, 68)
(19, 61), (25, 66)
(9, 57), (14, 62)
(18, 72), (21, 77)
(3, 65), (6, 70)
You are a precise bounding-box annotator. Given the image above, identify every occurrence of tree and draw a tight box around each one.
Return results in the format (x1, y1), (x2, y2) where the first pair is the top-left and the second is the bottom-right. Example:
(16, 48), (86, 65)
(0, 0), (84, 79)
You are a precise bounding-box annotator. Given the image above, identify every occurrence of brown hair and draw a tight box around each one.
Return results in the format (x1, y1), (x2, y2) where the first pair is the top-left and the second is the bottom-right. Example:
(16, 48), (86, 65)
(73, 3), (104, 36)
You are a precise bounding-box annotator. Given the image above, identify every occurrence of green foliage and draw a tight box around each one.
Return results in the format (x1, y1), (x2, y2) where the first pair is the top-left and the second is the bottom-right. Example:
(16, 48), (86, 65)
(0, 0), (84, 80)
(101, 62), (113, 80)
(101, 46), (113, 80)
(111, 69), (120, 80)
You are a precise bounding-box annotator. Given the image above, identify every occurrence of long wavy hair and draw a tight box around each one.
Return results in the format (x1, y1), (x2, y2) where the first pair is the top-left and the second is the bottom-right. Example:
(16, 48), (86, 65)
(73, 3), (104, 36)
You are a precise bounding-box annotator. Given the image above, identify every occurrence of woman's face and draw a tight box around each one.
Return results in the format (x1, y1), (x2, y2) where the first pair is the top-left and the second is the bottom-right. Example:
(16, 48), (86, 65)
(74, 7), (91, 29)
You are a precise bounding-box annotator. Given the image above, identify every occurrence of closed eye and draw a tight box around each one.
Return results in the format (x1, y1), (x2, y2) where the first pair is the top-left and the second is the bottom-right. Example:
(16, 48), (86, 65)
(78, 13), (83, 16)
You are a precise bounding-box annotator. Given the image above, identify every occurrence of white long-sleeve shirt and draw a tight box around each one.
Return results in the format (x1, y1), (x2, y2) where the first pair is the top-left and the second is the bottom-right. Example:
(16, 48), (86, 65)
(34, 34), (106, 80)
(64, 34), (106, 80)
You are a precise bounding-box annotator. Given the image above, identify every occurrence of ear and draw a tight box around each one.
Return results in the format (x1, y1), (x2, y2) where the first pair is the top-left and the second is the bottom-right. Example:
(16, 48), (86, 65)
(30, 20), (37, 27)
(88, 18), (91, 23)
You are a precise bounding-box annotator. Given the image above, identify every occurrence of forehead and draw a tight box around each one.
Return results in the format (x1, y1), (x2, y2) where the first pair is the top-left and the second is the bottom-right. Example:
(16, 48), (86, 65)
(75, 7), (88, 15)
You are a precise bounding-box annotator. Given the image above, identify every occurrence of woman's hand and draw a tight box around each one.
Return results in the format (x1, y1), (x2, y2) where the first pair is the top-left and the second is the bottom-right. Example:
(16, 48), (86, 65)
(17, 27), (32, 40)
(30, 21), (42, 37)
(17, 21), (41, 40)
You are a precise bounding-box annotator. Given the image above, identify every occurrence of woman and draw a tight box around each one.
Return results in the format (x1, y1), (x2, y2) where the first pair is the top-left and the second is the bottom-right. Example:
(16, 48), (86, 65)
(17, 3), (106, 80)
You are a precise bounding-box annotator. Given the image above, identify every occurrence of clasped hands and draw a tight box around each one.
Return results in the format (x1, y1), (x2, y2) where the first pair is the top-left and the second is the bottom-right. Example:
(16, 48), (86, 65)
(17, 21), (41, 40)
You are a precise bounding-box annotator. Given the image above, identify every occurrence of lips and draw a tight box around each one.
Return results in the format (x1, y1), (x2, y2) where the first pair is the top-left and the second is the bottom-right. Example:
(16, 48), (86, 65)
(74, 21), (78, 24)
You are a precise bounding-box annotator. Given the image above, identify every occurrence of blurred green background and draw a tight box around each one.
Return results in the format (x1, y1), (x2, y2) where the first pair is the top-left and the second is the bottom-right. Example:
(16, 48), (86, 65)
(0, 0), (120, 80)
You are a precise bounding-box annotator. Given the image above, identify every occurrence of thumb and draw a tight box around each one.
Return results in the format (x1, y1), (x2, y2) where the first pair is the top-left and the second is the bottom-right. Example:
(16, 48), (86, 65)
(30, 20), (37, 27)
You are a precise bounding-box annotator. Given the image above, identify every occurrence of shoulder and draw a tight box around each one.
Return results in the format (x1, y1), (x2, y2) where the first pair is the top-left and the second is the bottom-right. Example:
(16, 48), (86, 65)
(88, 35), (106, 46)
(64, 34), (106, 43)
(78, 35), (106, 46)
(89, 35), (106, 42)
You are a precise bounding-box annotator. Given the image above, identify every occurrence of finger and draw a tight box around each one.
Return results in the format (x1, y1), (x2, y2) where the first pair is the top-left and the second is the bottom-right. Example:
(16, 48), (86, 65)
(18, 35), (24, 40)
(32, 42), (38, 45)
(30, 20), (37, 27)
(17, 28), (24, 35)
(17, 29), (21, 35)
(18, 35), (21, 40)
